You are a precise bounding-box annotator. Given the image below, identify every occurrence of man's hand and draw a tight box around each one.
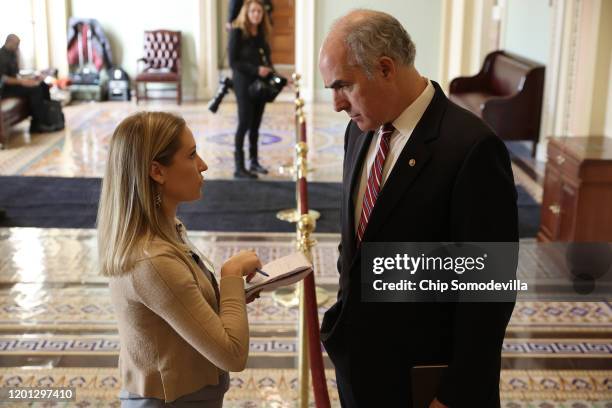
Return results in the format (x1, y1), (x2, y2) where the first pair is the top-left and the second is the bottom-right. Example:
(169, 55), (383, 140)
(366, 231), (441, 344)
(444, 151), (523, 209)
(429, 398), (448, 408)
(21, 78), (40, 87)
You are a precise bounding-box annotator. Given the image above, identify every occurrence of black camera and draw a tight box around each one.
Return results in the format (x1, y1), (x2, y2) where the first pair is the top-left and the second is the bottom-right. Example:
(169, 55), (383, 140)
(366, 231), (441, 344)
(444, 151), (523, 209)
(208, 76), (233, 113)
(249, 72), (287, 102)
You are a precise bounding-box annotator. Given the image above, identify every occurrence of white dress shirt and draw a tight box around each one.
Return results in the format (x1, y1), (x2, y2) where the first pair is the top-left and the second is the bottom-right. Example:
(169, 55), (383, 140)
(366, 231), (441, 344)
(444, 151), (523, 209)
(353, 78), (435, 233)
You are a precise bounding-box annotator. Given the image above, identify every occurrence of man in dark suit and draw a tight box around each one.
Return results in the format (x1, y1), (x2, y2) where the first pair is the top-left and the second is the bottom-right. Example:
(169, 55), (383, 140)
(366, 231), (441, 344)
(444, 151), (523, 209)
(318, 9), (518, 408)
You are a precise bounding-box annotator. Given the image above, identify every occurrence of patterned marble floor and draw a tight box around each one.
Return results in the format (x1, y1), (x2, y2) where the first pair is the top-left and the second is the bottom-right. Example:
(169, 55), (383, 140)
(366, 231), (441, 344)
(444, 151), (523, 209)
(0, 367), (610, 407)
(0, 227), (609, 406)
(0, 100), (346, 183)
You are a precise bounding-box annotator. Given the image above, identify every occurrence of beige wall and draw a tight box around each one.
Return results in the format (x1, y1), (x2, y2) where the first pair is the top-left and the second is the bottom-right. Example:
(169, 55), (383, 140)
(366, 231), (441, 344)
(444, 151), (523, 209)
(313, 0), (443, 100)
(591, 0), (612, 137)
(606, 51), (612, 137)
(0, 0), (36, 69)
(502, 0), (550, 64)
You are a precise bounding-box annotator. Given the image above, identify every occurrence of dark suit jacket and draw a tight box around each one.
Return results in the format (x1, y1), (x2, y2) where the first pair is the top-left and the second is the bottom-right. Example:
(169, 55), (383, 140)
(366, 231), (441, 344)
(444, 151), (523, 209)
(321, 81), (518, 408)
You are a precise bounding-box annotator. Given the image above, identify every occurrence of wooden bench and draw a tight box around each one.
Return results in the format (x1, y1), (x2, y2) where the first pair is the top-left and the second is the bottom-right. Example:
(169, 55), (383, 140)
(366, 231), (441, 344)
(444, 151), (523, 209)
(0, 96), (30, 149)
(449, 50), (545, 157)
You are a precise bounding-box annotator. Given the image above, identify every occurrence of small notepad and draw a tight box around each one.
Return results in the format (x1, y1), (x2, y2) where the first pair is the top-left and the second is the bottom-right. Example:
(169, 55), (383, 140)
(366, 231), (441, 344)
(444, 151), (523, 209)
(244, 252), (313, 297)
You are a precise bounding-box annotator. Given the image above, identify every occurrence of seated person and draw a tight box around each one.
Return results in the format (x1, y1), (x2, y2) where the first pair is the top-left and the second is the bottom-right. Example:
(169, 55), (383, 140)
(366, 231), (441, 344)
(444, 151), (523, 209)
(0, 34), (54, 133)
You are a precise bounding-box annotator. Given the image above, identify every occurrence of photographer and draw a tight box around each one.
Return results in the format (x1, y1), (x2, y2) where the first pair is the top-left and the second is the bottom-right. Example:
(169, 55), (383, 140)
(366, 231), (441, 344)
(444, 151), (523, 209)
(228, 0), (273, 179)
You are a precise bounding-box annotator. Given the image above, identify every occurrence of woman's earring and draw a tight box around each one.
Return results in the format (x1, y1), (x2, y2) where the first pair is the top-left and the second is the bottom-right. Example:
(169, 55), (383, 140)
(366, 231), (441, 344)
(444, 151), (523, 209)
(154, 192), (162, 208)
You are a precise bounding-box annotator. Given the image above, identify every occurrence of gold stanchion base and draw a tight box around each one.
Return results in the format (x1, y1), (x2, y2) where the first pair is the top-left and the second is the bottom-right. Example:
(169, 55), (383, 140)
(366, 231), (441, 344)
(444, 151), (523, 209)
(277, 164), (317, 177)
(278, 164), (294, 176)
(272, 285), (331, 308)
(276, 209), (320, 223)
(273, 287), (300, 308)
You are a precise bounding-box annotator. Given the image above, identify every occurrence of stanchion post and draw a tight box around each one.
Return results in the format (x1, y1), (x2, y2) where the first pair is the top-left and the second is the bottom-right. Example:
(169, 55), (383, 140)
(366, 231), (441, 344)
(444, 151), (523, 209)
(274, 72), (331, 407)
(276, 74), (320, 223)
(296, 106), (331, 408)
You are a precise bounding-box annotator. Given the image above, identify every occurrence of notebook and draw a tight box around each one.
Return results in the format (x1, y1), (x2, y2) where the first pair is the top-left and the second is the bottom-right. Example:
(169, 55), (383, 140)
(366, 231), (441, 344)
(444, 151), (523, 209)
(244, 252), (313, 297)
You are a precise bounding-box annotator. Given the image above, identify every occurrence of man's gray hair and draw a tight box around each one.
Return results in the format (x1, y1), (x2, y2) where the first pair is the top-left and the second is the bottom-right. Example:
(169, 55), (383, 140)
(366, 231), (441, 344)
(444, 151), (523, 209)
(336, 10), (416, 77)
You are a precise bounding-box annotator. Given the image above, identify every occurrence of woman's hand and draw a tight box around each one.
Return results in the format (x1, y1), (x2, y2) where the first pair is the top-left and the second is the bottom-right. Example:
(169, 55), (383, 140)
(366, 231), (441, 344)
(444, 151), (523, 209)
(246, 290), (262, 304)
(221, 250), (262, 281)
(258, 66), (272, 77)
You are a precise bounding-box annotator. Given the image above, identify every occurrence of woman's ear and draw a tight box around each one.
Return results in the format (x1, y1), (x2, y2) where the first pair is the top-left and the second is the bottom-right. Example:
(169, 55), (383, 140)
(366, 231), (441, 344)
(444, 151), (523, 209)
(150, 161), (165, 185)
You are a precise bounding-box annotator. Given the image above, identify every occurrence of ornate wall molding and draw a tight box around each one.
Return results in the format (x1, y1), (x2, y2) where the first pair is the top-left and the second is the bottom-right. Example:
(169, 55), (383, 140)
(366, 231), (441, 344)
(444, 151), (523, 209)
(295, 0), (316, 102)
(196, 0), (219, 100)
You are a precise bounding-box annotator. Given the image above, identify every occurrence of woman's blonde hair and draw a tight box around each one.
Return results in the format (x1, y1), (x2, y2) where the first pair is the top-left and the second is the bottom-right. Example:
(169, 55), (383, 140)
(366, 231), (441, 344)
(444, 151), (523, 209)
(233, 0), (272, 39)
(97, 111), (190, 277)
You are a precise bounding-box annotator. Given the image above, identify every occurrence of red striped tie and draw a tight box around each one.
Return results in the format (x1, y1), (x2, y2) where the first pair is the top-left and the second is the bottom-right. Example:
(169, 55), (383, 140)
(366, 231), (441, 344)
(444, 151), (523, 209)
(356, 123), (395, 243)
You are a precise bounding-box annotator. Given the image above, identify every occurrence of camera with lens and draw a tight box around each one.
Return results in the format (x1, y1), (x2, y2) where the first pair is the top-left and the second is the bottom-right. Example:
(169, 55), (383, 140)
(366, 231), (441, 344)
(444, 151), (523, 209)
(248, 72), (287, 102)
(208, 76), (233, 113)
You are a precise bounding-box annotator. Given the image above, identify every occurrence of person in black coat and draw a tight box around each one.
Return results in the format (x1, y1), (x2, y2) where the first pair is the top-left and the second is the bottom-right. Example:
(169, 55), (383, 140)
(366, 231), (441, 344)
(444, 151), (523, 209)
(0, 34), (53, 133)
(318, 10), (518, 408)
(228, 0), (273, 179)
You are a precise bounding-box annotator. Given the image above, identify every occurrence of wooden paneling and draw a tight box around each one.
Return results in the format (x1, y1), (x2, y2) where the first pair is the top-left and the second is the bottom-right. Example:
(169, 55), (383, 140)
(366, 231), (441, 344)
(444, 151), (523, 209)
(269, 0), (294, 65)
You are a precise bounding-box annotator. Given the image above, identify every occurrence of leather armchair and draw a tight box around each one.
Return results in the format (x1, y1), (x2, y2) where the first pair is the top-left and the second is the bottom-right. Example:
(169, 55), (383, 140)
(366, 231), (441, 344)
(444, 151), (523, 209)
(135, 30), (182, 105)
(449, 50), (545, 156)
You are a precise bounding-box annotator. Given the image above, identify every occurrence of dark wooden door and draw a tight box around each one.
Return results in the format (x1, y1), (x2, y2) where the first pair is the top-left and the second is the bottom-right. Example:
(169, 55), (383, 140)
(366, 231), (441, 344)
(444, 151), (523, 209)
(269, 0), (295, 65)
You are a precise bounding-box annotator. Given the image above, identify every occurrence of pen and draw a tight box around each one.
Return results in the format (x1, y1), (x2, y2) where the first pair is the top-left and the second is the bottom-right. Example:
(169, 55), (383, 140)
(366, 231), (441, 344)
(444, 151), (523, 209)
(255, 268), (269, 277)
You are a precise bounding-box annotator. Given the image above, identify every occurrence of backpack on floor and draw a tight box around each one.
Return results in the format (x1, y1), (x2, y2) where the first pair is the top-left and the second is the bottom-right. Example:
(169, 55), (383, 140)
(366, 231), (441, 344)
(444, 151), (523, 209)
(41, 100), (65, 130)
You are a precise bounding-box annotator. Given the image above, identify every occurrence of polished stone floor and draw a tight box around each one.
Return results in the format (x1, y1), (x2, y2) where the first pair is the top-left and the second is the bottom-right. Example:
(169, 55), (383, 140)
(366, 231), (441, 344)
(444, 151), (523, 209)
(0, 100), (608, 407)
(0, 100), (347, 183)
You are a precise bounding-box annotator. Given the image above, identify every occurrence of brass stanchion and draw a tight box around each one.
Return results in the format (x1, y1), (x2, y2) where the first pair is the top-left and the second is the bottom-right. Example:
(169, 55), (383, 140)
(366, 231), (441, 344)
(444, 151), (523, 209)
(276, 73), (320, 223)
(276, 138), (320, 222)
(273, 79), (332, 406)
(274, 141), (328, 308)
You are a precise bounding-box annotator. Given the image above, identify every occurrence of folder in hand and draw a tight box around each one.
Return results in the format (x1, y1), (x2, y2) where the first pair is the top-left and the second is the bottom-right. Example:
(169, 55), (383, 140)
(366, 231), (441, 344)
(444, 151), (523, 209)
(411, 365), (448, 408)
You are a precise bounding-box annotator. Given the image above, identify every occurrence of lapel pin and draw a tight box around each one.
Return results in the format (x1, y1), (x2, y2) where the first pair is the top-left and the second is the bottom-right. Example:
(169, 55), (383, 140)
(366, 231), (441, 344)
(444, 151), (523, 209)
(409, 159), (416, 167)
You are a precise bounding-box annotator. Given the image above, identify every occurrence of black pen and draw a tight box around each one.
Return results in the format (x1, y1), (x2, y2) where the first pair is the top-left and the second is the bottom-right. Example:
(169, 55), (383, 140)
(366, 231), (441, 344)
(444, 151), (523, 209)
(255, 268), (269, 277)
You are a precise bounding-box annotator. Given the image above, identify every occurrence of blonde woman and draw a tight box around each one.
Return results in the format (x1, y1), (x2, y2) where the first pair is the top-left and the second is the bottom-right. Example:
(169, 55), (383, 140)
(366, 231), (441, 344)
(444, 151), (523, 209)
(97, 111), (262, 407)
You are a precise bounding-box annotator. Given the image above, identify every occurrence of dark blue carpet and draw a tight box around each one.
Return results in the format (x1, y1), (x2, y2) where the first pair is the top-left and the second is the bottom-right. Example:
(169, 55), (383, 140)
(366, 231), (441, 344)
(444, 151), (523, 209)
(0, 176), (540, 237)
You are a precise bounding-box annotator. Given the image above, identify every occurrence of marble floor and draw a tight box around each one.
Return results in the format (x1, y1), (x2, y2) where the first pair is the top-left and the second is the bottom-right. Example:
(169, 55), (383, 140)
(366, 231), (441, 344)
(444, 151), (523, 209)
(0, 100), (347, 183)
(0, 100), (608, 407)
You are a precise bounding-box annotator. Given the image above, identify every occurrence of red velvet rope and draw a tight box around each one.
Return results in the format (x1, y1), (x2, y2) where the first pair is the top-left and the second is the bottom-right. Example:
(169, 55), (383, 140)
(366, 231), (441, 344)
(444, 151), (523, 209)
(300, 120), (307, 144)
(297, 120), (331, 407)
